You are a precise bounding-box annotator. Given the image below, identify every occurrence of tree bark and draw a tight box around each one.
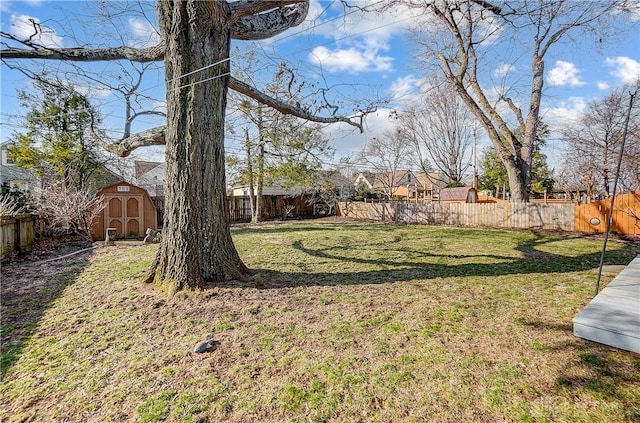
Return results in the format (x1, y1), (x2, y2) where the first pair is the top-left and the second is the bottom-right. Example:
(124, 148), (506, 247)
(1, 0), (370, 294)
(149, 1), (249, 294)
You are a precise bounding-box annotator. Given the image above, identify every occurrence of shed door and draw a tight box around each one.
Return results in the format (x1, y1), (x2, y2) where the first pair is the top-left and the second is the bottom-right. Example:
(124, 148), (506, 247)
(104, 195), (144, 238)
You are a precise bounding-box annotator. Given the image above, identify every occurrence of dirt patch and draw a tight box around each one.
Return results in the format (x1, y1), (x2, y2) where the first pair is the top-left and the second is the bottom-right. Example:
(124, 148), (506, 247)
(2, 235), (94, 265)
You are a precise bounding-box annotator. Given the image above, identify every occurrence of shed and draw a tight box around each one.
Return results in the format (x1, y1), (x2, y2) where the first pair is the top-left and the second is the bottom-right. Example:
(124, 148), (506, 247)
(438, 186), (478, 203)
(91, 181), (158, 241)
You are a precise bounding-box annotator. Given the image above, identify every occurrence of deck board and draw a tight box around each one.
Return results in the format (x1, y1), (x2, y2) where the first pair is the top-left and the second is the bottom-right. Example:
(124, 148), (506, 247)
(573, 256), (640, 353)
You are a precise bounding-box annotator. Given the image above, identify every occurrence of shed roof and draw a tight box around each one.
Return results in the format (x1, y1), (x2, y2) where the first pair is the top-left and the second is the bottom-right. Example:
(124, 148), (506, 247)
(439, 186), (478, 202)
(95, 180), (153, 197)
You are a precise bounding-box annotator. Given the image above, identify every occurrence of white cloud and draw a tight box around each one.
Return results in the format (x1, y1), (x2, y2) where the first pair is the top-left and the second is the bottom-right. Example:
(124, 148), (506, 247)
(547, 61), (584, 87)
(308, 1), (412, 42)
(606, 56), (640, 84)
(10, 14), (63, 48)
(85, 85), (113, 99)
(597, 81), (610, 90)
(128, 17), (161, 48)
(303, 1), (417, 75)
(389, 75), (422, 104)
(542, 96), (587, 129)
(66, 82), (113, 101)
(309, 45), (393, 74)
(322, 108), (399, 158)
(494, 63), (515, 77)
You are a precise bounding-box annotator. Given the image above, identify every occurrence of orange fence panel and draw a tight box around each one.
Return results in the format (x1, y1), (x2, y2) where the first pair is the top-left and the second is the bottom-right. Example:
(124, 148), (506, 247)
(575, 191), (640, 235)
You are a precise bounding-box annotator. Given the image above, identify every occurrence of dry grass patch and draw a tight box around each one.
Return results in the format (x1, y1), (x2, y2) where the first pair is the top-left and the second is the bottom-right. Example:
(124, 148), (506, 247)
(1, 223), (639, 422)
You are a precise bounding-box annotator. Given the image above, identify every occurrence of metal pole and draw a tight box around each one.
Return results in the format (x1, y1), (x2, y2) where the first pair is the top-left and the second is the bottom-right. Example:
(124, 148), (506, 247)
(595, 90), (636, 296)
(472, 126), (478, 189)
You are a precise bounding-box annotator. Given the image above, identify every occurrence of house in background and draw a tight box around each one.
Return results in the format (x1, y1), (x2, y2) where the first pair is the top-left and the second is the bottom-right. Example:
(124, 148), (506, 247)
(229, 169), (355, 221)
(352, 170), (457, 200)
(354, 169), (426, 199)
(229, 180), (312, 221)
(134, 160), (166, 198)
(318, 169), (356, 199)
(415, 172), (448, 199)
(353, 171), (376, 193)
(1, 141), (123, 194)
(133, 160), (166, 226)
(1, 142), (39, 193)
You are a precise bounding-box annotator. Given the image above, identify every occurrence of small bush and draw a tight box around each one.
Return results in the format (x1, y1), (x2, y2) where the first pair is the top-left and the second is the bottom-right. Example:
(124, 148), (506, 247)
(0, 196), (23, 217)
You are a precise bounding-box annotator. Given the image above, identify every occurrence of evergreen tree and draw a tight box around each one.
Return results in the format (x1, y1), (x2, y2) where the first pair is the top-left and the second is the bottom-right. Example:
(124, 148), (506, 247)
(479, 123), (554, 198)
(232, 68), (333, 223)
(8, 82), (103, 191)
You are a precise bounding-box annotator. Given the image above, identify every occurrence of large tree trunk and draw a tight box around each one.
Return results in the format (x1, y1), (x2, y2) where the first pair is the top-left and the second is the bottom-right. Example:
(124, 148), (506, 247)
(150, 1), (249, 294)
(504, 160), (527, 202)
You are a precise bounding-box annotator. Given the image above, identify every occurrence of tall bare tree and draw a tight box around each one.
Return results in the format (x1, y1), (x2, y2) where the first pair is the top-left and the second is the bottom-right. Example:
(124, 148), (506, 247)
(356, 128), (413, 198)
(384, 0), (633, 201)
(561, 85), (640, 197)
(1, 1), (368, 294)
(230, 65), (334, 223)
(398, 80), (476, 186)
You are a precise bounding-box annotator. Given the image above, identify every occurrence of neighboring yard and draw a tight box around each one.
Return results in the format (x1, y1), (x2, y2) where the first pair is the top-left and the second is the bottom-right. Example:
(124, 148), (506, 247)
(1, 221), (639, 422)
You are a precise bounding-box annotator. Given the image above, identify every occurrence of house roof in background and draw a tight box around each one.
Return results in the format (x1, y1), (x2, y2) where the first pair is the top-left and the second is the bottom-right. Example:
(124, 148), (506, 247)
(369, 169), (416, 189)
(134, 160), (164, 179)
(0, 164), (38, 185)
(318, 170), (352, 188)
(415, 172), (447, 189)
(352, 171), (376, 183)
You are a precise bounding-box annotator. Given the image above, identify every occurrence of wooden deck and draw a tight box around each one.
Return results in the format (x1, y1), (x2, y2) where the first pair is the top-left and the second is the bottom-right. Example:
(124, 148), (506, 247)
(573, 256), (640, 353)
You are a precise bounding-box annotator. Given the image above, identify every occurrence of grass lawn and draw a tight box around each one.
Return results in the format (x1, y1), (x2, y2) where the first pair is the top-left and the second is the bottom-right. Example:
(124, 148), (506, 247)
(1, 221), (639, 422)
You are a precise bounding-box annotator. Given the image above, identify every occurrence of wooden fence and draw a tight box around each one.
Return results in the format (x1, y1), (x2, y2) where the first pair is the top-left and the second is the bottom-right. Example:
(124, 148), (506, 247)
(339, 201), (576, 231)
(339, 192), (640, 235)
(575, 191), (640, 235)
(1, 214), (36, 256)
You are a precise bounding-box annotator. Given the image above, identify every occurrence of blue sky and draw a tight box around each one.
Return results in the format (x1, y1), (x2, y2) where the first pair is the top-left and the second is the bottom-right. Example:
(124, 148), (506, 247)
(1, 0), (639, 171)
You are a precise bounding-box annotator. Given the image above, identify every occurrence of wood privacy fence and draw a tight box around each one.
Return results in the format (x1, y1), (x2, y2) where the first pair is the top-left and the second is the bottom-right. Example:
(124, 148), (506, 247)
(575, 191), (640, 235)
(339, 201), (575, 230)
(1, 214), (36, 256)
(338, 191), (640, 235)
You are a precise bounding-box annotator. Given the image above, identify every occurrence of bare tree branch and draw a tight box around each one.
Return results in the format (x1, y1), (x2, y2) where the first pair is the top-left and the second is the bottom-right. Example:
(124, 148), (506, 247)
(229, 76), (370, 132)
(230, 0), (305, 20)
(89, 122), (166, 157)
(1, 32), (164, 62)
(230, 0), (309, 39)
(2, 0), (368, 157)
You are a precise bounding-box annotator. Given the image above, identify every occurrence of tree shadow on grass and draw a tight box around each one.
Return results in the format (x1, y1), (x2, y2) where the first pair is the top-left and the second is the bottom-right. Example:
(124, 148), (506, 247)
(521, 317), (640, 421)
(0, 242), (94, 380)
(244, 231), (638, 290)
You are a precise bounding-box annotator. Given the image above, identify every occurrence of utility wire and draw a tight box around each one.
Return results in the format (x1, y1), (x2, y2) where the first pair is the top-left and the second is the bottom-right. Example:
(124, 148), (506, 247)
(2, 1), (401, 130)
